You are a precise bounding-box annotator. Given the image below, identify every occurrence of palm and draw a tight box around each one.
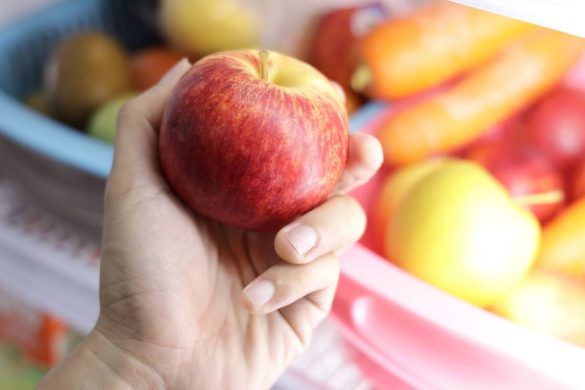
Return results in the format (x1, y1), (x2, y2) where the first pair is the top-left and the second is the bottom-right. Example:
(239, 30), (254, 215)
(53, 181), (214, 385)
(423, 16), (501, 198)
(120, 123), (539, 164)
(99, 184), (331, 389)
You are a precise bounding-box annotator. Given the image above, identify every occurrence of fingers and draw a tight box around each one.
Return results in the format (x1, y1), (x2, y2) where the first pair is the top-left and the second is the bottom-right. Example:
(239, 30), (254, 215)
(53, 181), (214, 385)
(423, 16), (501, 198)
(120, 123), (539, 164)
(274, 195), (366, 265)
(333, 132), (383, 194)
(241, 253), (340, 314)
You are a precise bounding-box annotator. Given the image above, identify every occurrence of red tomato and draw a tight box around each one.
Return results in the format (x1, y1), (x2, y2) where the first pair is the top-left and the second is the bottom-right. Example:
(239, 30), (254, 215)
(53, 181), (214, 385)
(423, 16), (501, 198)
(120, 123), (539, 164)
(526, 88), (585, 170)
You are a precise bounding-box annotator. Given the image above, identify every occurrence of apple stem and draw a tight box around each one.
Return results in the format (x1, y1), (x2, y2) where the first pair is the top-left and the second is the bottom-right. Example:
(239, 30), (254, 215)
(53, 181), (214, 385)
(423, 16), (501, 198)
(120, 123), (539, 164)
(259, 50), (269, 82)
(513, 190), (565, 207)
(351, 63), (372, 92)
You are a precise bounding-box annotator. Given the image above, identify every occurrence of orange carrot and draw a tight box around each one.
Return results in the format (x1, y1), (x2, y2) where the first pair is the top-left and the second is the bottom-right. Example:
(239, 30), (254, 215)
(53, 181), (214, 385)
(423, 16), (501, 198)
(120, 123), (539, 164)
(357, 1), (536, 99)
(378, 30), (584, 166)
(538, 198), (585, 277)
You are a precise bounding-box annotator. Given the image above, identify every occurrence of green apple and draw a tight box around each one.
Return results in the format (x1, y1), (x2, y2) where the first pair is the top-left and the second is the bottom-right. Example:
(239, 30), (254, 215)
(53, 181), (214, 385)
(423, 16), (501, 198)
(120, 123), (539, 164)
(386, 159), (541, 307)
(87, 94), (134, 143)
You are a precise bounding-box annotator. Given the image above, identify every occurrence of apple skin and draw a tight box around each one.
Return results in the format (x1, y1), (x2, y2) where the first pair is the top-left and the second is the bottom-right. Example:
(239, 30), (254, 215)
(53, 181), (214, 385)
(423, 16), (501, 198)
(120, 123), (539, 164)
(525, 88), (585, 170)
(491, 270), (585, 348)
(466, 141), (565, 222)
(160, 50), (349, 231)
(571, 159), (585, 201)
(372, 158), (450, 253)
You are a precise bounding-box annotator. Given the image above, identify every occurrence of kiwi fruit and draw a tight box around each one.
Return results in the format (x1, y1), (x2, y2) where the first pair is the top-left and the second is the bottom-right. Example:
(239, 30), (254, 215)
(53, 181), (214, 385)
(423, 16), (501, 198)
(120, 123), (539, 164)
(44, 32), (131, 128)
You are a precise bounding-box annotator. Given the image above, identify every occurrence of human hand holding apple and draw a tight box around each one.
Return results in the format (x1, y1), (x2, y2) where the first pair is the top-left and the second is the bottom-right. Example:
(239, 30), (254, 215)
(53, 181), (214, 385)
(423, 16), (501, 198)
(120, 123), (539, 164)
(41, 57), (383, 389)
(160, 49), (349, 231)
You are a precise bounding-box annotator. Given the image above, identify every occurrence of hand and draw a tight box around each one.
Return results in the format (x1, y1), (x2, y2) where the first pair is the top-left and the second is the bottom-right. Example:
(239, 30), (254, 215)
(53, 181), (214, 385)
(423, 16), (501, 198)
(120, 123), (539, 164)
(40, 59), (382, 389)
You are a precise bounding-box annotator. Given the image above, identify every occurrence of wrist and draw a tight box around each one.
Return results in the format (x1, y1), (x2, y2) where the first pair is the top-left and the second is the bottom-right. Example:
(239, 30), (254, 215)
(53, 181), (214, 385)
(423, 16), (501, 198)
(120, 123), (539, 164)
(39, 327), (165, 389)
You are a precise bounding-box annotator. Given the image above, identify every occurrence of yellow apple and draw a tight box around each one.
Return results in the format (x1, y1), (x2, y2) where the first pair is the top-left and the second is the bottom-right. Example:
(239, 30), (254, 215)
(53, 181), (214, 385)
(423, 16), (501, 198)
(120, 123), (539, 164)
(387, 160), (540, 307)
(160, 0), (259, 55)
(491, 270), (585, 348)
(373, 158), (450, 246)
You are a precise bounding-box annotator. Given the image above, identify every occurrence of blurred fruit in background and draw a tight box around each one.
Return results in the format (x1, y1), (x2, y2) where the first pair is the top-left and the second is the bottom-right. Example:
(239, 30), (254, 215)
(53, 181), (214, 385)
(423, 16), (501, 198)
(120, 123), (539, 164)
(372, 158), (448, 248)
(308, 4), (386, 114)
(386, 160), (540, 307)
(24, 91), (51, 116)
(354, 1), (535, 99)
(87, 94), (136, 143)
(44, 32), (131, 128)
(0, 346), (46, 390)
(309, 7), (357, 91)
(0, 291), (75, 367)
(491, 271), (585, 348)
(467, 141), (565, 222)
(537, 198), (585, 277)
(571, 159), (585, 200)
(525, 88), (585, 170)
(160, 0), (259, 55)
(376, 30), (585, 166)
(130, 46), (185, 91)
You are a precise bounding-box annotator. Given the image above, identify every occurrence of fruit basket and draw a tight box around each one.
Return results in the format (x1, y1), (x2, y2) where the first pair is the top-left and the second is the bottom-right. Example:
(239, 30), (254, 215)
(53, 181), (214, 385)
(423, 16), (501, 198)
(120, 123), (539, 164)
(2, 1), (585, 389)
(333, 103), (585, 389)
(0, 0), (159, 239)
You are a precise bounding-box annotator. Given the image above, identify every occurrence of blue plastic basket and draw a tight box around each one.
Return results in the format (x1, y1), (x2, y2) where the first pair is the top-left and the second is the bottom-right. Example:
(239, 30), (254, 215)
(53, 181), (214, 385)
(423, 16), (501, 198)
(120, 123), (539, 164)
(0, 0), (388, 239)
(0, 0), (160, 238)
(0, 0), (159, 178)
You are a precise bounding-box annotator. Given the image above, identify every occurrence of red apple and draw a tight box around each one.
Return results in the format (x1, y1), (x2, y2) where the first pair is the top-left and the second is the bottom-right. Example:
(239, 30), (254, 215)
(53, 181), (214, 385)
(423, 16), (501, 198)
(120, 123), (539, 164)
(309, 7), (357, 92)
(467, 141), (565, 222)
(308, 5), (386, 113)
(571, 159), (585, 201)
(160, 50), (349, 231)
(526, 88), (585, 170)
(130, 46), (185, 91)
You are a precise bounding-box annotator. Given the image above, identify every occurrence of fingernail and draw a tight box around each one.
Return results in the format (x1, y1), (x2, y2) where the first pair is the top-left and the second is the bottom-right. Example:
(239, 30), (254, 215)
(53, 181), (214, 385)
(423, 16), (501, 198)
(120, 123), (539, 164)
(286, 225), (319, 257)
(244, 280), (275, 307)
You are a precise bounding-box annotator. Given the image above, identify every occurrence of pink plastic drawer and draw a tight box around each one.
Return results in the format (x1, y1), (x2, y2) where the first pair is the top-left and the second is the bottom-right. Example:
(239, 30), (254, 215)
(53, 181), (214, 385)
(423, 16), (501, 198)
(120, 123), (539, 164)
(333, 55), (585, 389)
